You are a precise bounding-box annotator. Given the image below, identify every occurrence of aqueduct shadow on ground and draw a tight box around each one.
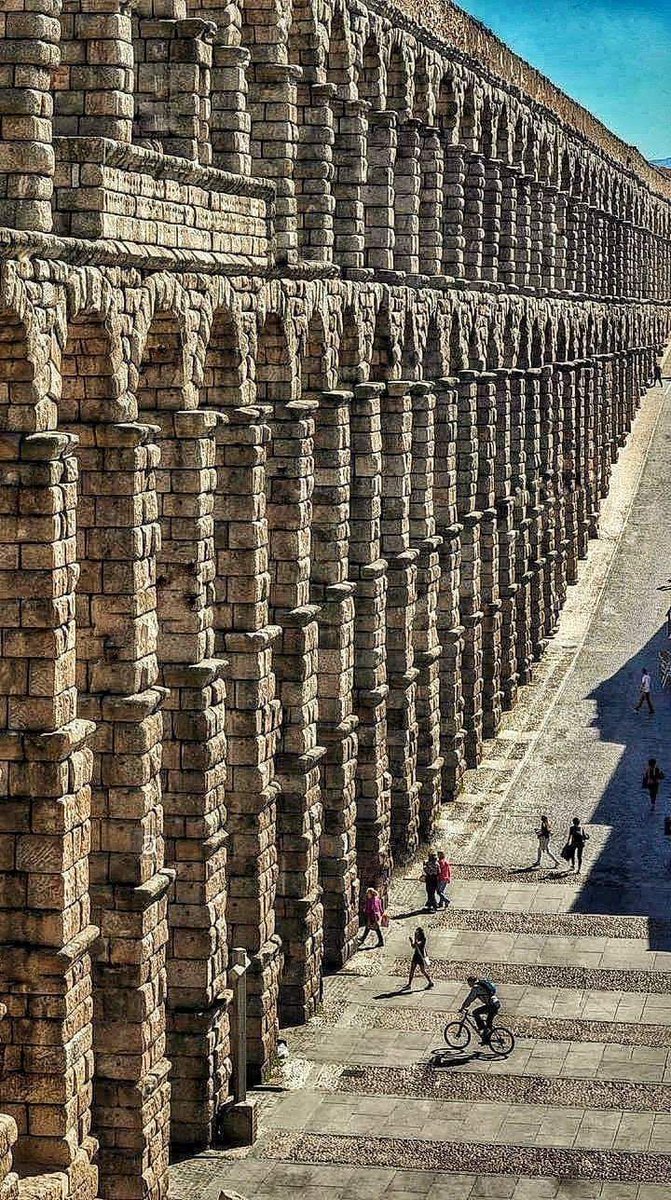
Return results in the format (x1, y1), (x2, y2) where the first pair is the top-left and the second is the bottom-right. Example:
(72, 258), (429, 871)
(570, 618), (671, 949)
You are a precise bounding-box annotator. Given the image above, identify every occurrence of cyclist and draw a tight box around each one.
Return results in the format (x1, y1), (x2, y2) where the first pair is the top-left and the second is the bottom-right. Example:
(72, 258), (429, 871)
(459, 975), (501, 1044)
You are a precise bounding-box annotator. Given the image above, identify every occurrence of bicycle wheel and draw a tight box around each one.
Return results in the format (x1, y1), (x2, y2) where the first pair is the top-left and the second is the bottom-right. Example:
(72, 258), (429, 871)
(443, 1020), (472, 1050)
(488, 1025), (515, 1056)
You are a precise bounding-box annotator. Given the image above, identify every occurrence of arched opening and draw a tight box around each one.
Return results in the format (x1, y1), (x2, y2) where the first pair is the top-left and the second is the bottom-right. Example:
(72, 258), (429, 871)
(414, 57), (440, 276)
(256, 311), (322, 1025)
(413, 55), (430, 124)
(585, 314), (596, 359)
(560, 151), (571, 193)
(0, 310), (34, 432)
(372, 305), (418, 854)
(544, 318), (555, 365)
(438, 75), (462, 275)
(327, 7), (358, 268)
(513, 117), (525, 166)
(497, 104), (510, 164)
(135, 310), (230, 1147)
(288, 0), (327, 261)
(371, 301), (400, 559)
(408, 313), (441, 838)
(256, 314), (300, 617)
(567, 321), (577, 363)
(303, 313), (358, 965)
(204, 307), (282, 1079)
(59, 312), (171, 1192)
(503, 311), (516, 368)
(338, 306), (363, 386)
(557, 316), (568, 363)
(0, 315), (94, 1183)
(600, 317), (610, 356)
(390, 48), (418, 272)
(423, 313), (444, 381)
(59, 317), (124, 907)
(468, 319), (483, 372)
(480, 99), (500, 281)
(386, 45), (408, 112)
(370, 305), (397, 382)
(203, 308), (245, 413)
(203, 304), (246, 646)
(136, 313), (193, 671)
(523, 128), (537, 178)
(461, 82), (477, 150)
(481, 99), (495, 159)
(307, 313), (336, 599)
(358, 33), (382, 107)
(401, 309), (420, 380)
(449, 310), (466, 375)
(518, 315), (531, 371)
(531, 319), (543, 369)
(486, 319), (501, 371)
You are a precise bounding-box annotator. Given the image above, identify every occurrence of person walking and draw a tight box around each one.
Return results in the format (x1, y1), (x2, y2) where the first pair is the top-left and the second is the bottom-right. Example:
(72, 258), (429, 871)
(405, 926), (434, 989)
(437, 850), (452, 907)
(654, 362), (663, 386)
(643, 758), (665, 811)
(534, 815), (560, 868)
(635, 667), (654, 715)
(360, 887), (384, 947)
(423, 850), (440, 911)
(566, 817), (589, 874)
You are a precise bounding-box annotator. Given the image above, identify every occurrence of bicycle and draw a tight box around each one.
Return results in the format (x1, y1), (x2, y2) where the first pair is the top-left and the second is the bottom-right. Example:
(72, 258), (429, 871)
(443, 1009), (515, 1056)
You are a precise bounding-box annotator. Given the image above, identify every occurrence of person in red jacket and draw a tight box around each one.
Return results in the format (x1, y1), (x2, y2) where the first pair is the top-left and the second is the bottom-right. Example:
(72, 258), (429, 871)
(437, 850), (452, 908)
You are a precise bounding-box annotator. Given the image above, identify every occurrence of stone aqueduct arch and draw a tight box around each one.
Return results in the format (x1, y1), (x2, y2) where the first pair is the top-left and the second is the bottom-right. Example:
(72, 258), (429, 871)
(0, 0), (670, 1198)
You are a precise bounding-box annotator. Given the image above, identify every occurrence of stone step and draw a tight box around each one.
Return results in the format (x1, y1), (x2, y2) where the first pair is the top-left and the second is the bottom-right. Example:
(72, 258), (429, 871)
(314, 1060), (671, 1105)
(381, 955), (671, 994)
(169, 1154), (671, 1200)
(324, 971), (671, 1022)
(312, 995), (671, 1048)
(419, 906), (671, 942)
(258, 1124), (671, 1181)
(282, 1021), (671, 1078)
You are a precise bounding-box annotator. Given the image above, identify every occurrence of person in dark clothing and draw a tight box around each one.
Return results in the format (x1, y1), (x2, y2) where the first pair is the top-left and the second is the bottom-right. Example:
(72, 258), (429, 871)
(567, 817), (589, 874)
(460, 976), (501, 1044)
(405, 927), (434, 989)
(654, 362), (663, 386)
(423, 850), (439, 911)
(643, 758), (665, 811)
(534, 814), (560, 868)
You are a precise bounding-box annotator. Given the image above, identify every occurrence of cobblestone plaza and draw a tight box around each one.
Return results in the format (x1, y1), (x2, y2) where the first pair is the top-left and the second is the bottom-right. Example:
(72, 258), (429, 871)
(0, 0), (670, 1198)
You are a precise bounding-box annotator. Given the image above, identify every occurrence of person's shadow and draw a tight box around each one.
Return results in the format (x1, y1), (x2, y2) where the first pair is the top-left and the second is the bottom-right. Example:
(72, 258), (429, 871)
(569, 622), (671, 949)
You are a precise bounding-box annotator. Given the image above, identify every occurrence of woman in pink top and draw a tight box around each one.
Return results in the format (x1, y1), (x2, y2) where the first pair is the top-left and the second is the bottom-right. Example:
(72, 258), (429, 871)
(360, 887), (384, 947)
(437, 850), (451, 908)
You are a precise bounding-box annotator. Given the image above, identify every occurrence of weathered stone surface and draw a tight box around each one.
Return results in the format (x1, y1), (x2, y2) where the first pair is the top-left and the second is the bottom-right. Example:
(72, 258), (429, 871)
(0, 3), (669, 1200)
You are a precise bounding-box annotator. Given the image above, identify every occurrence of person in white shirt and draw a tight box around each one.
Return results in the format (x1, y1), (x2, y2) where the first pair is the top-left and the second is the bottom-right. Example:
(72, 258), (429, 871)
(635, 667), (654, 715)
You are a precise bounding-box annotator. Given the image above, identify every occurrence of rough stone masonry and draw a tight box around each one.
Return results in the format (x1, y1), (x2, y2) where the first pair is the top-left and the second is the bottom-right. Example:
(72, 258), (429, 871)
(0, 0), (669, 1198)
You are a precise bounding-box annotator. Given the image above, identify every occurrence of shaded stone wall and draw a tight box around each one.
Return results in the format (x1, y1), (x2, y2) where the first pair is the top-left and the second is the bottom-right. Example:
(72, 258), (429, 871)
(0, 2), (669, 1200)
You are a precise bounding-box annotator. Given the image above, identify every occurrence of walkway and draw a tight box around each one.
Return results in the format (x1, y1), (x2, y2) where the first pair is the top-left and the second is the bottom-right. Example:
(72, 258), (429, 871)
(170, 373), (671, 1200)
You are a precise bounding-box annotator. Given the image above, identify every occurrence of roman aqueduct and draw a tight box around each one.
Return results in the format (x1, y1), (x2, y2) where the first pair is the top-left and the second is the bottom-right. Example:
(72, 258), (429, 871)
(0, 0), (670, 1196)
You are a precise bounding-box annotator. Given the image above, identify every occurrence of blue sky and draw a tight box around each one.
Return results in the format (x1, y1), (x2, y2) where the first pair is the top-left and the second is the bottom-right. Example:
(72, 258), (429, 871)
(458, 0), (671, 161)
